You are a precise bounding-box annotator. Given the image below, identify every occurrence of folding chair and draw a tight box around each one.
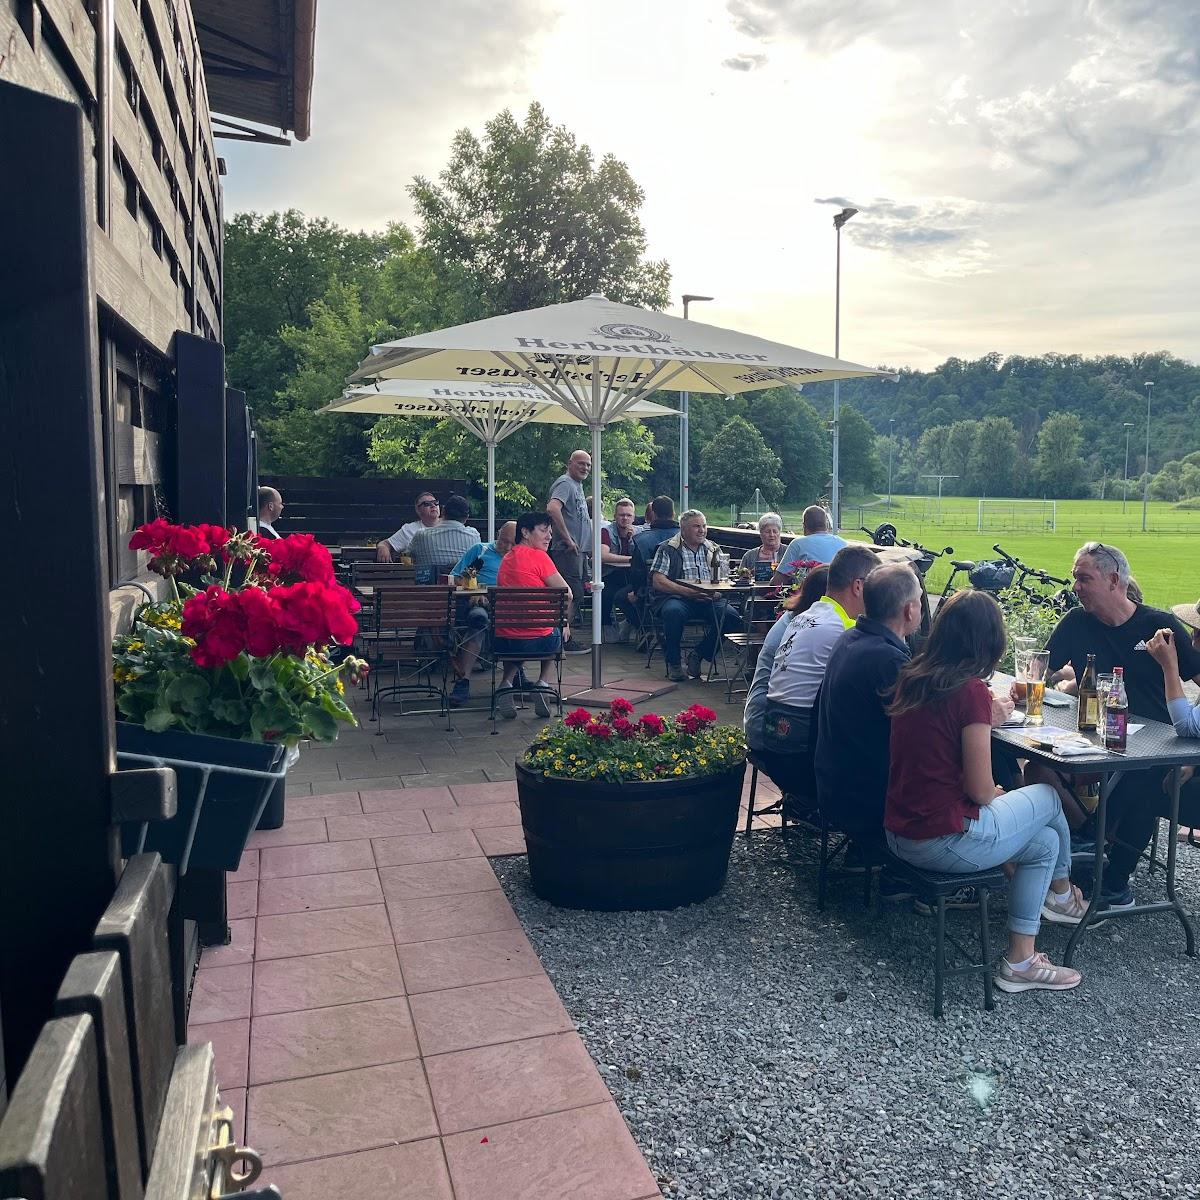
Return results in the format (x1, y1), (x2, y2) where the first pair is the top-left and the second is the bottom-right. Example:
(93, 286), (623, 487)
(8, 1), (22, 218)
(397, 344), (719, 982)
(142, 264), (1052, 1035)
(488, 587), (569, 733)
(368, 585), (454, 732)
(719, 587), (778, 702)
(350, 560), (416, 634)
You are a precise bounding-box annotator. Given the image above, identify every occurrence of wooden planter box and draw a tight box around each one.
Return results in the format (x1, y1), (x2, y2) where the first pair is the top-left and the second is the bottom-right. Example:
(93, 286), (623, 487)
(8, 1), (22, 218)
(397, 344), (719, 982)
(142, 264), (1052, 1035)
(516, 759), (746, 911)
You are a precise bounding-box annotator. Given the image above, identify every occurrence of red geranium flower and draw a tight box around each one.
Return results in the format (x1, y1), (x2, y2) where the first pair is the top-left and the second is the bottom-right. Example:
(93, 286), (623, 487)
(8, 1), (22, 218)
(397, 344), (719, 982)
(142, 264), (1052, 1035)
(182, 586), (247, 668)
(609, 697), (635, 717)
(686, 704), (718, 725)
(611, 716), (637, 739)
(638, 713), (666, 736)
(563, 708), (591, 729)
(584, 720), (612, 739)
(264, 534), (336, 584)
(272, 581), (359, 653)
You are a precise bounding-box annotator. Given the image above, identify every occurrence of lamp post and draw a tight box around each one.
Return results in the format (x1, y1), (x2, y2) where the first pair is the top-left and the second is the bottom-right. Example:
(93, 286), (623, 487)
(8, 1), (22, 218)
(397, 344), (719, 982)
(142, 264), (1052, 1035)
(1142, 381), (1154, 532)
(1122, 422), (1135, 515)
(887, 416), (896, 509)
(679, 293), (713, 513)
(831, 206), (858, 531)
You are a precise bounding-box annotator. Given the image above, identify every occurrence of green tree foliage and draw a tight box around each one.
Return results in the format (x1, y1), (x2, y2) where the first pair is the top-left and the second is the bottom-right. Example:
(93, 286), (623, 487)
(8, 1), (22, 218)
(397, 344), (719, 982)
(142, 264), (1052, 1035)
(410, 103), (670, 316)
(1032, 411), (1089, 498)
(697, 417), (783, 513)
(966, 416), (1021, 496)
(837, 406), (882, 491)
(1150, 457), (1200, 501)
(744, 388), (829, 504)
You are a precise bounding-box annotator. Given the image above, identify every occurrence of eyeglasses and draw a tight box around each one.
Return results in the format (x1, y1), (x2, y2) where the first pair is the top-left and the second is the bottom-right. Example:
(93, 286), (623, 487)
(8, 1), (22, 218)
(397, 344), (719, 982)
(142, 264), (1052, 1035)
(418, 500), (440, 508)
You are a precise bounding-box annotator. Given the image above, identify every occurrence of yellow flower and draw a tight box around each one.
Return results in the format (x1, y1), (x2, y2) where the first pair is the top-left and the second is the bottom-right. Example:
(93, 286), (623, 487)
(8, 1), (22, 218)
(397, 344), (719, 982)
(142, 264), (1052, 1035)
(673, 766), (683, 775)
(336, 679), (345, 695)
(635, 762), (642, 768)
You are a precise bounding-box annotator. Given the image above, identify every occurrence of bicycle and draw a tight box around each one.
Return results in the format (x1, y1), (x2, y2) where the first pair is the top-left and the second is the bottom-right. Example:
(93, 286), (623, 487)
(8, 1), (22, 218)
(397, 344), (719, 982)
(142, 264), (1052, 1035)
(991, 544), (1078, 613)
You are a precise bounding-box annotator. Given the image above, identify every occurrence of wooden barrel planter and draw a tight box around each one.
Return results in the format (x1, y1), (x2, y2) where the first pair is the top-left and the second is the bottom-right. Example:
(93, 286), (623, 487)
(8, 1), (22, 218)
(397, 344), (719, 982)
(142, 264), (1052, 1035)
(516, 759), (746, 911)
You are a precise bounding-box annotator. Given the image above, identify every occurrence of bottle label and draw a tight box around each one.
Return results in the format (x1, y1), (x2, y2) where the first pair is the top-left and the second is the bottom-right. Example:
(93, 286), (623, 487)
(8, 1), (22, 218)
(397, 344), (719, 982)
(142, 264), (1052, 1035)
(1079, 695), (1099, 729)
(1104, 708), (1128, 750)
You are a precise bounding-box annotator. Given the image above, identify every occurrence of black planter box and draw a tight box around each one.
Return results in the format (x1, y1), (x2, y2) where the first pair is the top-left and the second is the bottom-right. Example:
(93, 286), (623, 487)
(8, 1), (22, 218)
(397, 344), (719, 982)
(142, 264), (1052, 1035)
(516, 759), (745, 911)
(116, 724), (288, 871)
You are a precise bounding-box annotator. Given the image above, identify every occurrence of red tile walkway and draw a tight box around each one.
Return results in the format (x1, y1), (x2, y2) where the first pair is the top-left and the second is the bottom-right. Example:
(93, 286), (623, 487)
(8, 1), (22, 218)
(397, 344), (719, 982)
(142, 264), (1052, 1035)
(188, 772), (780, 1199)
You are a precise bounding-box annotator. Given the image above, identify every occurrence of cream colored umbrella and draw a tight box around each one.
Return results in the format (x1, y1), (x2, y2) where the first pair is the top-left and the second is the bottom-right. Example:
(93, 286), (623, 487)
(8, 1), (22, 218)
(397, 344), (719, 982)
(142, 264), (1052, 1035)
(349, 294), (895, 689)
(322, 379), (678, 539)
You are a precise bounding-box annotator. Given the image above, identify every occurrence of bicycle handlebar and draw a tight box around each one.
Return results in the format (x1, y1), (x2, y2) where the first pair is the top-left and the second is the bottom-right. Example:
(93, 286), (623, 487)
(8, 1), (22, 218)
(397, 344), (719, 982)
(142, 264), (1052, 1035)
(992, 544), (1071, 588)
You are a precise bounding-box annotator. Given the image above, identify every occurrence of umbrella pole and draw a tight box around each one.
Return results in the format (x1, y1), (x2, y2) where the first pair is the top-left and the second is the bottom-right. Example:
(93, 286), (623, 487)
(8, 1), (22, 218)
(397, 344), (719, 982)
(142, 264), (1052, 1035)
(590, 421), (603, 689)
(486, 439), (496, 541)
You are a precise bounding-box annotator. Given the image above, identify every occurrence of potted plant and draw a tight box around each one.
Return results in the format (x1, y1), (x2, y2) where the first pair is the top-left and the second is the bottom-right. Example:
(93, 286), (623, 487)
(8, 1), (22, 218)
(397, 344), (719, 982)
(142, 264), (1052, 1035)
(516, 699), (748, 911)
(113, 520), (367, 873)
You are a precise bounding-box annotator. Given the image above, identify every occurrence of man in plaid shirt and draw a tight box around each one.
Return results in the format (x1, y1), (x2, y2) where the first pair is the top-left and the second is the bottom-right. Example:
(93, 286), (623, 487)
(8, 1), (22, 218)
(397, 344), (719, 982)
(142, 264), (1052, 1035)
(650, 509), (740, 681)
(410, 494), (480, 582)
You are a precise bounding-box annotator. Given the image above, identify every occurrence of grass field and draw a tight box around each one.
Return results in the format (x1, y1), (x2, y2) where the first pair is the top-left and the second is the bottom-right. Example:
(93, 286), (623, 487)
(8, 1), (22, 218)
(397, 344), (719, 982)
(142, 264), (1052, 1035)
(720, 496), (1198, 609)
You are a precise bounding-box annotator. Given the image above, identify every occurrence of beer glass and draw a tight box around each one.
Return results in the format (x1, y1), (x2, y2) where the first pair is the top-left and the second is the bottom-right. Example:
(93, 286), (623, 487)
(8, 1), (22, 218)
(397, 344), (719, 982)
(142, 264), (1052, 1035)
(1013, 640), (1036, 705)
(1096, 672), (1114, 734)
(1024, 650), (1050, 724)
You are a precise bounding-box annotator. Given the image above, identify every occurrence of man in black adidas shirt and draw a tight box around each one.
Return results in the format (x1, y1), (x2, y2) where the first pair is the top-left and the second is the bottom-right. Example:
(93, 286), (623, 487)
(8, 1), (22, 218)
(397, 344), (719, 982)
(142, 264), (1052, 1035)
(1045, 541), (1200, 908)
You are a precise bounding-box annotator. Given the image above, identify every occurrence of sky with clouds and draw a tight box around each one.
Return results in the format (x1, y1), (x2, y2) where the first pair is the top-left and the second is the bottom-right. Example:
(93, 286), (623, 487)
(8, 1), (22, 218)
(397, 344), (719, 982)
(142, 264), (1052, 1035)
(221, 0), (1200, 371)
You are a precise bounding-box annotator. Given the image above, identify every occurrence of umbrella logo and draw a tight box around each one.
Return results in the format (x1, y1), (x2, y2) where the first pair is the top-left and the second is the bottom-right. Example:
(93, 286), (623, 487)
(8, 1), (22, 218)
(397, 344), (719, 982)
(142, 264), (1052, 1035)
(595, 322), (672, 343)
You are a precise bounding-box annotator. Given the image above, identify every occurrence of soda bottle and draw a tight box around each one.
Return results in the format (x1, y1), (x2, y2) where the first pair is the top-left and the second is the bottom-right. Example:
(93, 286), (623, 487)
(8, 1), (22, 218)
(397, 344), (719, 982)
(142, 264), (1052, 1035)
(1103, 666), (1128, 753)
(1077, 653), (1099, 733)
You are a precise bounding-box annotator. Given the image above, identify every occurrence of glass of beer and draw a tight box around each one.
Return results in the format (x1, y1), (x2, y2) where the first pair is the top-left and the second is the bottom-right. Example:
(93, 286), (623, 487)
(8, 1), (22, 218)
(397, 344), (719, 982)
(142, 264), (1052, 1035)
(1096, 672), (1114, 735)
(1013, 643), (1034, 705)
(1024, 651), (1050, 725)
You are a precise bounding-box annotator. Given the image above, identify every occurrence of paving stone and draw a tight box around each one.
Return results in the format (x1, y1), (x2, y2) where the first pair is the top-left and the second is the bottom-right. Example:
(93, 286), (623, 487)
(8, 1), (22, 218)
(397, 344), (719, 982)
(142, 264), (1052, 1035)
(257, 1139), (453, 1200)
(282, 793), (364, 819)
(378, 858), (500, 902)
(255, 904), (393, 962)
(396, 928), (541, 994)
(259, 839), (374, 879)
(253, 945), (404, 1015)
(312, 775), (404, 795)
(371, 830), (482, 867)
(257, 869), (384, 916)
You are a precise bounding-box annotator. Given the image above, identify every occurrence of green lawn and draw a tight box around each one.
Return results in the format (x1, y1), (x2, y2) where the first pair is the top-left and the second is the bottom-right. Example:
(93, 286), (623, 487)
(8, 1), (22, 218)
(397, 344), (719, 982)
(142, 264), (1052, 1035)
(710, 496), (1198, 610)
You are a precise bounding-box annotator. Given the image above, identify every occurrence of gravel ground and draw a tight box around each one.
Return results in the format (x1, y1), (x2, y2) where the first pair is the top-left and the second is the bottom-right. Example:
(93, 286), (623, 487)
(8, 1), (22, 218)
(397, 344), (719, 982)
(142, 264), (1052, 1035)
(495, 828), (1200, 1200)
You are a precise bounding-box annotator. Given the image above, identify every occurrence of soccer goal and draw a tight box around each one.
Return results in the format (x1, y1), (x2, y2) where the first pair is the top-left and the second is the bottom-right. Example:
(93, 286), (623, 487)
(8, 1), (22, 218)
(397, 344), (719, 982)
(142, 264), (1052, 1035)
(976, 498), (1057, 532)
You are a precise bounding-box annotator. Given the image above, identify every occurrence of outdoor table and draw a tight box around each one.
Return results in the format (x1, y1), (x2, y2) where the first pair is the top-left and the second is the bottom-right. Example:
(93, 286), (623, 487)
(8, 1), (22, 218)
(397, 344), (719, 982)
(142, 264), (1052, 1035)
(991, 698), (1200, 965)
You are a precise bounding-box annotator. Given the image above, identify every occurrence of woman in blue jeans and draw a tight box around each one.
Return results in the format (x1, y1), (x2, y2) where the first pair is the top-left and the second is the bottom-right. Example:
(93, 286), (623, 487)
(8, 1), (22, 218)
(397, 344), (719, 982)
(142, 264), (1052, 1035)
(885, 590), (1087, 995)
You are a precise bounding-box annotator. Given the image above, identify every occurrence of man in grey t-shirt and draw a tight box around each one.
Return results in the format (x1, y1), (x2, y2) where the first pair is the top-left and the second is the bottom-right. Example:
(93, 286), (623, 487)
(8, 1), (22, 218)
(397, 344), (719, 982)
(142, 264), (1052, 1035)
(546, 449), (592, 600)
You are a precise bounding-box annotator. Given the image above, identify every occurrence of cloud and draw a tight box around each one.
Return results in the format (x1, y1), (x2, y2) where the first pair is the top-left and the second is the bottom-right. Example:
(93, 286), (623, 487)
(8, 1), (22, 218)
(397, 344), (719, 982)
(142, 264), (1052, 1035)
(814, 196), (1000, 278)
(722, 52), (768, 71)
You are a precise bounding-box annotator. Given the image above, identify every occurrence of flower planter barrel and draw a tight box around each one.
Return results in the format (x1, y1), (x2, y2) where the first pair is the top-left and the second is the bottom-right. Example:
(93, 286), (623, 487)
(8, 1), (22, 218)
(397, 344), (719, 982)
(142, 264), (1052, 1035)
(516, 760), (746, 911)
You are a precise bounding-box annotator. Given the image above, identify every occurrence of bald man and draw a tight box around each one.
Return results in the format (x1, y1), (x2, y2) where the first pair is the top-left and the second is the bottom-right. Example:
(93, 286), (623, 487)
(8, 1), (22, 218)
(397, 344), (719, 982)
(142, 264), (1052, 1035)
(257, 487), (283, 538)
(546, 450), (592, 601)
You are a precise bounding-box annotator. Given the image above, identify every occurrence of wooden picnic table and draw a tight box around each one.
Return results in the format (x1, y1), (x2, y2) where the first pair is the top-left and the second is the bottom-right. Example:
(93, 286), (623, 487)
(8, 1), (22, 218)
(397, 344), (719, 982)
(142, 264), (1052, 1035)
(992, 695), (1200, 965)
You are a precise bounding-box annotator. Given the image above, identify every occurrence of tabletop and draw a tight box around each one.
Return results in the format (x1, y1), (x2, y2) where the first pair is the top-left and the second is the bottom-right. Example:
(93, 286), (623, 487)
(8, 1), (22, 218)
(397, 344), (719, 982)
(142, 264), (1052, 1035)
(991, 695), (1200, 774)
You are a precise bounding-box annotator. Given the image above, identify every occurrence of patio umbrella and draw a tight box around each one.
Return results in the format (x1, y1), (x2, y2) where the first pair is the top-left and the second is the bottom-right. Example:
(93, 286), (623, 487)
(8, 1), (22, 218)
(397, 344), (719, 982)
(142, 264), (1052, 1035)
(321, 379), (679, 539)
(348, 294), (896, 691)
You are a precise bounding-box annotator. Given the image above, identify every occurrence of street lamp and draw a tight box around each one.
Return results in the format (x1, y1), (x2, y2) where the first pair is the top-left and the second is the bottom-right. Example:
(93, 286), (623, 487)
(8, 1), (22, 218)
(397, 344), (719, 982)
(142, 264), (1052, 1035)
(887, 416), (896, 509)
(679, 293), (713, 512)
(1122, 422), (1135, 515)
(1142, 381), (1154, 532)
(831, 206), (858, 531)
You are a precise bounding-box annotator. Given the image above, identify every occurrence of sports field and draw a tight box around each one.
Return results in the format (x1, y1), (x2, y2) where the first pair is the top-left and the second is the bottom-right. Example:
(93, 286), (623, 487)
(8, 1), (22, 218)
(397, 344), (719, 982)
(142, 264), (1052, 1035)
(766, 497), (1198, 609)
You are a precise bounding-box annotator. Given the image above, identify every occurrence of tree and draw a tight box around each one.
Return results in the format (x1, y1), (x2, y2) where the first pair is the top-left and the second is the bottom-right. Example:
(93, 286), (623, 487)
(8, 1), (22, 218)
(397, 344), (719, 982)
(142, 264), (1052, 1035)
(943, 420), (979, 493)
(744, 388), (828, 504)
(1033, 411), (1088, 498)
(966, 416), (1020, 496)
(697, 417), (783, 514)
(410, 103), (670, 316)
(837, 406), (882, 492)
(916, 425), (951, 476)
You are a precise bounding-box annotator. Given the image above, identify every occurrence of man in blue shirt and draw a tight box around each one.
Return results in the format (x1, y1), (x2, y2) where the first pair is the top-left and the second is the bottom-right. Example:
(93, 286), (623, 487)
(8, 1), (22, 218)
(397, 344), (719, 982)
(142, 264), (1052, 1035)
(772, 506), (848, 581)
(449, 521), (516, 707)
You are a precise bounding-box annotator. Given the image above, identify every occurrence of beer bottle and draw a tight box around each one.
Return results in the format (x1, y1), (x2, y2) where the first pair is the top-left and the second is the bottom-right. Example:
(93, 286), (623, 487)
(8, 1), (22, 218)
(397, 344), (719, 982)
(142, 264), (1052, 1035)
(1077, 653), (1099, 732)
(1103, 666), (1128, 753)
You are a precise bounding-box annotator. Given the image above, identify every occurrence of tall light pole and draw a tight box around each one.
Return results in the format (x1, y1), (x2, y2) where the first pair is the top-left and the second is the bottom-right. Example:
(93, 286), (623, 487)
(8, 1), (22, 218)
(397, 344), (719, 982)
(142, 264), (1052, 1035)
(1122, 422), (1135, 515)
(1142, 381), (1154, 532)
(831, 206), (858, 531)
(679, 293), (713, 513)
(886, 416), (896, 509)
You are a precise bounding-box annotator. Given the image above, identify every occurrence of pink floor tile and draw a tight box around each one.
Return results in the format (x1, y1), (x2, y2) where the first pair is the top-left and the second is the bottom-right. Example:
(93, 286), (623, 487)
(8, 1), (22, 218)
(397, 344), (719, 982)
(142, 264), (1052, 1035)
(283, 792), (365, 820)
(257, 1139), (453, 1200)
(247, 1060), (437, 1166)
(200, 918), (256, 968)
(359, 785), (456, 813)
(378, 858), (500, 902)
(229, 850), (259, 883)
(426, 802), (522, 832)
(247, 819), (328, 850)
(443, 1101), (659, 1200)
(188, 1017), (249, 1089)
(426, 1032), (610, 1134)
(409, 976), (574, 1056)
(258, 839), (375, 879)
(190, 964), (253, 1023)
(255, 904), (393, 961)
(221, 1087), (245, 1145)
(227, 880), (258, 920)
(388, 891), (521, 945)
(450, 781), (518, 806)
(473, 825), (527, 857)
(253, 945), (403, 1016)
(371, 830), (482, 867)
(257, 869), (383, 916)
(325, 810), (432, 842)
(249, 995), (418, 1084)
(397, 928), (542, 995)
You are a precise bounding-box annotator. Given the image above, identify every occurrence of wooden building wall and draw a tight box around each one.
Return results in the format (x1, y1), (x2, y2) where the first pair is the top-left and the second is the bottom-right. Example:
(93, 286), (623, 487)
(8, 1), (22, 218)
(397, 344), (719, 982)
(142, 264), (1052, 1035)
(0, 0), (224, 584)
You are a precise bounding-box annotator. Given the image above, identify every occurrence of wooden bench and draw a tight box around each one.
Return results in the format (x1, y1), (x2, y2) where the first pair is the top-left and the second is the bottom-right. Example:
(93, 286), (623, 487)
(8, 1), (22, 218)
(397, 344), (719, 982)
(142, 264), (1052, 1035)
(0, 853), (277, 1199)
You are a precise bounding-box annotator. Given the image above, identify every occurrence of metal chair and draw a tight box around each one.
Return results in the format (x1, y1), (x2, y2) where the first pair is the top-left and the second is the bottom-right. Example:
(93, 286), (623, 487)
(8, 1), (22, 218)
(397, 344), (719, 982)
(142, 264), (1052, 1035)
(488, 587), (569, 732)
(367, 585), (455, 732)
(718, 588), (778, 702)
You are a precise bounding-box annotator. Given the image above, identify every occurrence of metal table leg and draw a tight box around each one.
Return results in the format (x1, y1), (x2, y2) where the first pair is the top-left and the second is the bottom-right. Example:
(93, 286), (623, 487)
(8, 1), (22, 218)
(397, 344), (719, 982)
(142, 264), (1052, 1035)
(1064, 770), (1114, 967)
(1164, 766), (1197, 956)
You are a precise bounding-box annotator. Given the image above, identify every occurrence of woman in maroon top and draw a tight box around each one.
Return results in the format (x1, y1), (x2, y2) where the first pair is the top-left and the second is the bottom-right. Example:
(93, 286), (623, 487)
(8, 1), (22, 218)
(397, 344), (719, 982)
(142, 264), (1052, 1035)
(885, 591), (1086, 995)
